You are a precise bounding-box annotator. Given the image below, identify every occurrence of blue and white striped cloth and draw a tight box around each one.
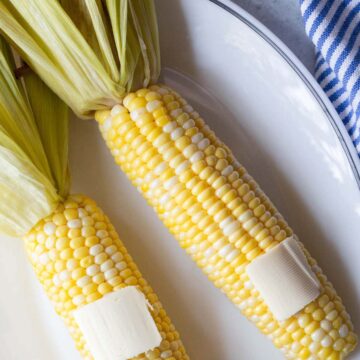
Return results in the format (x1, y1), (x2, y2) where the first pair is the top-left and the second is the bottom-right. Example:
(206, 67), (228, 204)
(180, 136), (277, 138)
(300, 1), (360, 157)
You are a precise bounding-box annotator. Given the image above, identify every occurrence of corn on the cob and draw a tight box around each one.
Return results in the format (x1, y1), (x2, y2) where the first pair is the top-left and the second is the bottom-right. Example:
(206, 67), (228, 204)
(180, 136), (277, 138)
(24, 194), (188, 360)
(96, 84), (357, 360)
(0, 34), (187, 360)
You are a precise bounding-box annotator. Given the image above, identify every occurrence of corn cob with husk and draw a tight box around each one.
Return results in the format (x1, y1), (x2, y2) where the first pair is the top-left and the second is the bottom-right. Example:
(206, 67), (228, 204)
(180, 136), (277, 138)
(0, 0), (357, 358)
(0, 37), (187, 360)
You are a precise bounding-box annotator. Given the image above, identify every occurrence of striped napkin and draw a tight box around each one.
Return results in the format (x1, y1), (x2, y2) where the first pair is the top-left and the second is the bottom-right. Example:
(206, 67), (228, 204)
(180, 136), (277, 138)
(300, 1), (360, 157)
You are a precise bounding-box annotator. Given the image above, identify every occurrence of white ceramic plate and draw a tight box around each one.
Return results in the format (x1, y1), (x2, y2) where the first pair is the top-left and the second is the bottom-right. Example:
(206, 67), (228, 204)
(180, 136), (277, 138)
(1, 1), (359, 359)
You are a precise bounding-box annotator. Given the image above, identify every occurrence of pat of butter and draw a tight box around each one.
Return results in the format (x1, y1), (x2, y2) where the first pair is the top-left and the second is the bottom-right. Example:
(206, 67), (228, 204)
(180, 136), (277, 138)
(246, 236), (321, 321)
(73, 286), (162, 360)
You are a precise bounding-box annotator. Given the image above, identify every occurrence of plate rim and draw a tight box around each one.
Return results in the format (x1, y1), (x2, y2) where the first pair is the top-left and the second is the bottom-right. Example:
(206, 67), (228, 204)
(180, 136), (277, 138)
(209, 0), (360, 190)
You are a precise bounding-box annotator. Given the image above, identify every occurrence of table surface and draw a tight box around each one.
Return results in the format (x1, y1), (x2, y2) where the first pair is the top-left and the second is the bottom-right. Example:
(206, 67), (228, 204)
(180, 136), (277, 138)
(232, 0), (315, 73)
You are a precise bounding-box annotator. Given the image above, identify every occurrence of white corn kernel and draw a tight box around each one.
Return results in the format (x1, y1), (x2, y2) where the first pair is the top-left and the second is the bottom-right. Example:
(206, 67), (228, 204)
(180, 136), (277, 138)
(96, 230), (108, 239)
(219, 244), (234, 258)
(192, 133), (203, 144)
(170, 108), (182, 118)
(67, 259), (78, 270)
(45, 237), (55, 249)
(77, 276), (91, 287)
(73, 295), (86, 306)
(111, 252), (124, 262)
(159, 194), (171, 205)
(116, 262), (127, 271)
(101, 260), (113, 272)
(164, 177), (177, 190)
(222, 165), (234, 177)
(59, 270), (71, 282)
(175, 161), (190, 175)
(105, 245), (117, 256)
(311, 328), (325, 342)
(160, 350), (173, 359)
(154, 162), (167, 175)
(239, 210), (253, 222)
(146, 100), (162, 112)
(86, 264), (100, 276)
(188, 245), (197, 254)
(78, 208), (88, 218)
(244, 281), (253, 289)
(339, 324), (349, 338)
(131, 107), (147, 121)
(220, 217), (233, 229)
(183, 105), (193, 113)
(224, 221), (240, 236)
(321, 335), (333, 347)
(309, 342), (320, 353)
(226, 249), (240, 262)
(150, 179), (160, 189)
(94, 253), (107, 264)
(104, 268), (118, 280)
(183, 119), (195, 129)
(163, 121), (177, 133)
(190, 151), (204, 163)
(39, 253), (49, 265)
(326, 310), (338, 321)
(170, 128), (184, 140)
(203, 265), (214, 274)
(53, 274), (61, 287)
(82, 216), (94, 226)
(90, 244), (104, 256)
(198, 138), (210, 150)
(49, 249), (57, 261)
(204, 247), (215, 258)
(68, 219), (81, 229)
(320, 320), (332, 332)
(184, 145), (196, 158)
(103, 117), (112, 131)
(213, 239), (227, 250)
(110, 104), (125, 116)
(44, 222), (56, 235)
(158, 87), (169, 95)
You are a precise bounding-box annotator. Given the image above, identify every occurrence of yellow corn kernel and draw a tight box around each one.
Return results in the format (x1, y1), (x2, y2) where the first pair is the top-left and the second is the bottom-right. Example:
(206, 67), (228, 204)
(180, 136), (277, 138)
(73, 247), (89, 260)
(70, 237), (85, 249)
(80, 256), (93, 268)
(98, 282), (112, 295)
(82, 283), (97, 296)
(85, 236), (99, 247)
(64, 209), (78, 221)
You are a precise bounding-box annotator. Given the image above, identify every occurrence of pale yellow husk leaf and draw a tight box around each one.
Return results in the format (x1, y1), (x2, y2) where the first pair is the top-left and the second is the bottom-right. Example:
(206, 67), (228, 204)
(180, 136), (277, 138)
(0, 139), (59, 237)
(0, 0), (161, 117)
(0, 37), (69, 237)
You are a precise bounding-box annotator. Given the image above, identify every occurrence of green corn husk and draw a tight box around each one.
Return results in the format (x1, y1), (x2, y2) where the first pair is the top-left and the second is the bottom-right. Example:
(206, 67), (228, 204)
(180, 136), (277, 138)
(24, 73), (70, 198)
(0, 37), (69, 236)
(59, 0), (119, 81)
(0, 0), (161, 117)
